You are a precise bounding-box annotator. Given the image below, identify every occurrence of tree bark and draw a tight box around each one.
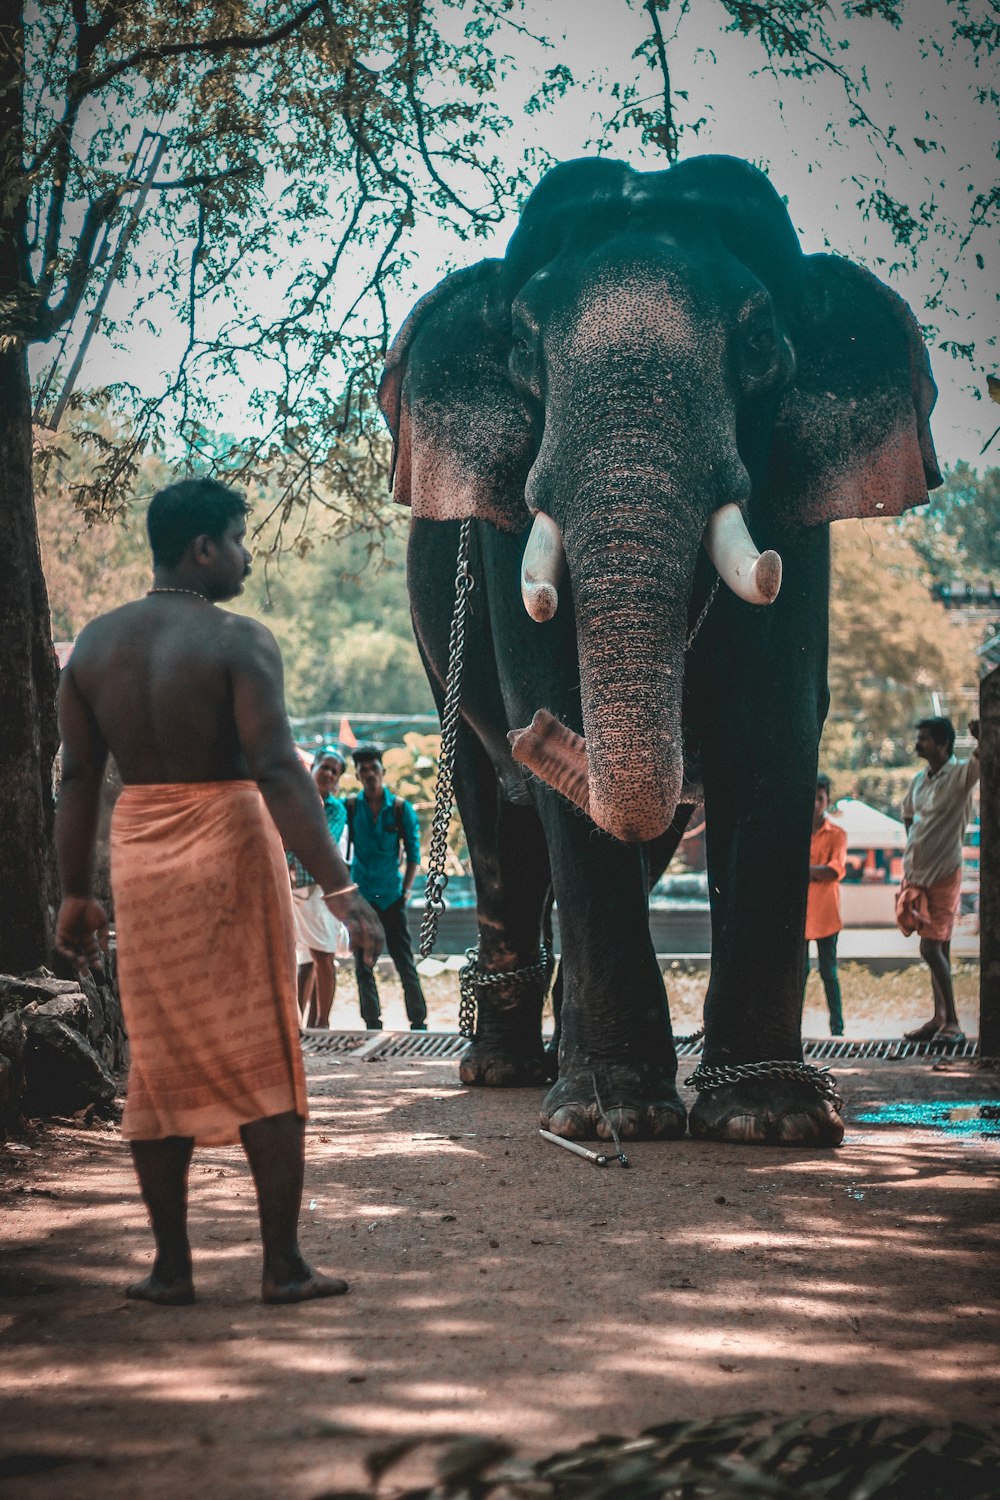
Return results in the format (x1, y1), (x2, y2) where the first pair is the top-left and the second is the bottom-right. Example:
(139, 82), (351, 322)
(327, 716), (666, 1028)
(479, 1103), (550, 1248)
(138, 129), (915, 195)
(0, 343), (61, 973)
(980, 666), (1000, 1056)
(0, 3), (60, 975)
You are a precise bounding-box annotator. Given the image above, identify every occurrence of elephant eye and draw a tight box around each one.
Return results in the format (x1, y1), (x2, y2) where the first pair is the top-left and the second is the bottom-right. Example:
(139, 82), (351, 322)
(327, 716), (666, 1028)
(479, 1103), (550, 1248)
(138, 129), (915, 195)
(744, 322), (773, 357)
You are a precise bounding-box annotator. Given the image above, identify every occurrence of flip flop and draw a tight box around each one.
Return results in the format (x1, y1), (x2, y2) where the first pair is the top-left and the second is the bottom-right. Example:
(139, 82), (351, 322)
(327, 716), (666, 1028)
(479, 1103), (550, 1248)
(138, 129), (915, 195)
(931, 1029), (966, 1047)
(904, 1021), (941, 1042)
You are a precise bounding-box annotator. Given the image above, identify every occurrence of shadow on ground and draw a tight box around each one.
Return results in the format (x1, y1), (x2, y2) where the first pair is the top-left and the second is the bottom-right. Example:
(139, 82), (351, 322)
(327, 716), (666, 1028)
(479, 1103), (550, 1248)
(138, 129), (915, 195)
(0, 1055), (998, 1499)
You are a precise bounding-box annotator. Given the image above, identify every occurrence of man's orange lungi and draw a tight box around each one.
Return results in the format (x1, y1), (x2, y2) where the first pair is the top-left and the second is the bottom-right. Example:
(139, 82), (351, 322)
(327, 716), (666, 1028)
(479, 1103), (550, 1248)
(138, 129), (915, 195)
(894, 865), (963, 943)
(111, 781), (307, 1144)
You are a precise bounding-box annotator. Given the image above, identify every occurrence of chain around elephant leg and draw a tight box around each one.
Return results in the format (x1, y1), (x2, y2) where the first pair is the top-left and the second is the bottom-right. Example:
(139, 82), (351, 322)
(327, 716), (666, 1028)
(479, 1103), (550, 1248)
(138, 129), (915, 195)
(458, 944), (552, 1088)
(687, 1060), (845, 1146)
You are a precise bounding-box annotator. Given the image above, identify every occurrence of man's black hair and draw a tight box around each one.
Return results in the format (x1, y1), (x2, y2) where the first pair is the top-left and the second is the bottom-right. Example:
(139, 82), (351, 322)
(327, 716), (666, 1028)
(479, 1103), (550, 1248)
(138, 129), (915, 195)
(352, 742), (385, 765)
(916, 716), (956, 756)
(816, 774), (832, 796)
(146, 477), (249, 568)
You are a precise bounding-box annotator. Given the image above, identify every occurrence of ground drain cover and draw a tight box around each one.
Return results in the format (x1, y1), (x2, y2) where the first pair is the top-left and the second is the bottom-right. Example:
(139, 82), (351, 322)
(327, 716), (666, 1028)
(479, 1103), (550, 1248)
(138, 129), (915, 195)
(301, 1031), (983, 1063)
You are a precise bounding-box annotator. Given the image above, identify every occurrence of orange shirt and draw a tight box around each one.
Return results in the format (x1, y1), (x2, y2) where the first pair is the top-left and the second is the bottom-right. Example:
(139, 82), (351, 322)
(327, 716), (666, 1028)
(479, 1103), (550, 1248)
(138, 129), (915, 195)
(805, 818), (847, 940)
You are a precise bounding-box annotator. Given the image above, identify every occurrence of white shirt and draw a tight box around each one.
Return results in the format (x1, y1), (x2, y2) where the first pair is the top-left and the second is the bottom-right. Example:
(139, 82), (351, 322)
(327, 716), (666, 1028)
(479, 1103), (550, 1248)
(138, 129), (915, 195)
(902, 754), (979, 886)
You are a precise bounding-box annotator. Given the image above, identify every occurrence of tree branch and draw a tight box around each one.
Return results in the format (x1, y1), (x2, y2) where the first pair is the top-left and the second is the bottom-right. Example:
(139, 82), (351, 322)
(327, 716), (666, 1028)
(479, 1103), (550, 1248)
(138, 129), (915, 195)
(36, 187), (120, 338)
(643, 0), (678, 161)
(80, 0), (327, 97)
(402, 0), (493, 223)
(148, 163), (257, 191)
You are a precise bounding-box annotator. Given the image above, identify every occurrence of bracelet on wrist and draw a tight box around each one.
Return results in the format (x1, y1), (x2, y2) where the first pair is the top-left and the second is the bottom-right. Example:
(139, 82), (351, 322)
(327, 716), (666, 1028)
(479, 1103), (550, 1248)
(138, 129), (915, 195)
(322, 883), (358, 900)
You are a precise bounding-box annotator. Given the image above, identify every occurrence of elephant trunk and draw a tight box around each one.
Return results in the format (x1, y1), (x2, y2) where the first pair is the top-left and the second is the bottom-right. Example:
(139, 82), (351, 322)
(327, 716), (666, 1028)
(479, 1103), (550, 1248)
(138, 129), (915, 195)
(512, 503), (700, 843)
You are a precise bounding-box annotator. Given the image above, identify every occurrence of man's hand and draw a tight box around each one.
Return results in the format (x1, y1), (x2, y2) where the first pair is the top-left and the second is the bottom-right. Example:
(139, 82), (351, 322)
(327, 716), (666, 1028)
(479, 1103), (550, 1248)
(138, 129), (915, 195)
(325, 890), (383, 969)
(55, 897), (110, 975)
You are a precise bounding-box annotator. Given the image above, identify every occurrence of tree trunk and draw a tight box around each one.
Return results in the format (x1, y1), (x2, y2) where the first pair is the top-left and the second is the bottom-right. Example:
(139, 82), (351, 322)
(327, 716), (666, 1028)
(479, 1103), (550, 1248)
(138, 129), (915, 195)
(0, 5), (60, 974)
(0, 341), (60, 973)
(980, 666), (1000, 1057)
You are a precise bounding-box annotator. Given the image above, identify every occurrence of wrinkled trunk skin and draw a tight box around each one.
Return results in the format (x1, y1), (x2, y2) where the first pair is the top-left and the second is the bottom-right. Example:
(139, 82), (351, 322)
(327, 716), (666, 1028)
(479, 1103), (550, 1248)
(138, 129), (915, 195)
(565, 506), (699, 843)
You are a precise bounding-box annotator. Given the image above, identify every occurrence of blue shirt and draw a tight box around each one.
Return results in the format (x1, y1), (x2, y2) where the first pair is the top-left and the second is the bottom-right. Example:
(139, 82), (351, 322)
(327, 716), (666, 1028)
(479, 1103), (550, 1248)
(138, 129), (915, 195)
(286, 796), (347, 888)
(349, 789), (421, 907)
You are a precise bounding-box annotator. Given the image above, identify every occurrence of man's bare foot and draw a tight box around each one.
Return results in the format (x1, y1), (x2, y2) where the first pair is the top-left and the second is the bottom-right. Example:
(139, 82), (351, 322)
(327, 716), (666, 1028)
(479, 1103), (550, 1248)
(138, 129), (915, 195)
(904, 1020), (943, 1042)
(261, 1268), (349, 1304)
(126, 1273), (195, 1306)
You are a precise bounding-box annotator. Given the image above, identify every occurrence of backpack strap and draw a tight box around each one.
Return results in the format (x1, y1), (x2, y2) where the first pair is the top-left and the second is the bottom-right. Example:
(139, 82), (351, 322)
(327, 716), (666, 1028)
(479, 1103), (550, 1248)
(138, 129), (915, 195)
(345, 794), (358, 861)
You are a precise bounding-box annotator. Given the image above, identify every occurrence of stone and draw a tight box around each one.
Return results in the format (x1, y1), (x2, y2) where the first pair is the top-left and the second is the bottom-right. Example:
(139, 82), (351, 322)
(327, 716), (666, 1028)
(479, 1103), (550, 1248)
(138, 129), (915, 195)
(22, 1013), (116, 1118)
(0, 1011), (27, 1134)
(22, 992), (91, 1032)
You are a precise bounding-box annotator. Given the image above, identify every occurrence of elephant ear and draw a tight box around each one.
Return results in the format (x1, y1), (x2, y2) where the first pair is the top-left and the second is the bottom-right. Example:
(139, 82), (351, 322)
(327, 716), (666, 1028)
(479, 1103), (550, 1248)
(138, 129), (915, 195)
(770, 254), (942, 526)
(378, 260), (533, 532)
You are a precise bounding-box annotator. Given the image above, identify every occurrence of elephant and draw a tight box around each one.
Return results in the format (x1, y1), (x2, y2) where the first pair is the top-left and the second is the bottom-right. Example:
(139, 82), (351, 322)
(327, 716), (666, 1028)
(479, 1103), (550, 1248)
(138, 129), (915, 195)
(378, 154), (940, 1146)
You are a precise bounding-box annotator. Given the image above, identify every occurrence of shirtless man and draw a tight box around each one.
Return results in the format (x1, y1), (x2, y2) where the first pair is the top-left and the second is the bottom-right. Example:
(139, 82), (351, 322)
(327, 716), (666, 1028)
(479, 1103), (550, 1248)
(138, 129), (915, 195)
(55, 476), (383, 1305)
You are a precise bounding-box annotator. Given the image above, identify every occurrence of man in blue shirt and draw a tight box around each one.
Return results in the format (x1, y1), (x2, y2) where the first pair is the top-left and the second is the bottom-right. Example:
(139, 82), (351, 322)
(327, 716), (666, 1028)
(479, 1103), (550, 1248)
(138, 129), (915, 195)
(347, 745), (428, 1031)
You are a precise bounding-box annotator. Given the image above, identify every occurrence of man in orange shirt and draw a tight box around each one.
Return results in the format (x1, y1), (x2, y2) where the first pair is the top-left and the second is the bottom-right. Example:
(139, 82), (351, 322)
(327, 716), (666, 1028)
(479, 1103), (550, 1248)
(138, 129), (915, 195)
(804, 775), (848, 1036)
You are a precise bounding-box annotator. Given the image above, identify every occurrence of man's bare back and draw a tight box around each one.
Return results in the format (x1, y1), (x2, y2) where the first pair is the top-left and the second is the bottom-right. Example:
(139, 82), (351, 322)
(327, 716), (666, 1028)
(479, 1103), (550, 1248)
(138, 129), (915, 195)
(68, 597), (268, 785)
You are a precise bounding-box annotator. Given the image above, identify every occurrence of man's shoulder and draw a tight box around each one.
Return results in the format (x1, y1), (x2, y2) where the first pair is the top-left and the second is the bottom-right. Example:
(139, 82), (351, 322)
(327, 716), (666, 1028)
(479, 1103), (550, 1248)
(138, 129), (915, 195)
(214, 609), (281, 663)
(824, 819), (847, 847)
(72, 599), (146, 644)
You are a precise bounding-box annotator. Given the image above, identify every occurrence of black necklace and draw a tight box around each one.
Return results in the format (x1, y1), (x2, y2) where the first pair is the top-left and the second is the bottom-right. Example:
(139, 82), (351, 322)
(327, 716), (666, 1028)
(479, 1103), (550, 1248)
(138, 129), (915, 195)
(147, 587), (212, 602)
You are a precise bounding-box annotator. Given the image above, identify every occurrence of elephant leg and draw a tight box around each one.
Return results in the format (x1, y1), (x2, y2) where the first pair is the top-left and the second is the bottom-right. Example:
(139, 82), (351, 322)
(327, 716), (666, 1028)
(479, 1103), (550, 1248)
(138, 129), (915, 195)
(450, 723), (554, 1089)
(536, 799), (686, 1142)
(687, 531), (844, 1147)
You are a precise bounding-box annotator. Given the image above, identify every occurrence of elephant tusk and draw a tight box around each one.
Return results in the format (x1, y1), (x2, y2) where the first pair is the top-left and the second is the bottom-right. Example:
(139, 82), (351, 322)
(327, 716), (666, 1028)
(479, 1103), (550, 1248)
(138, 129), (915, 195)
(521, 511), (566, 623)
(702, 503), (782, 605)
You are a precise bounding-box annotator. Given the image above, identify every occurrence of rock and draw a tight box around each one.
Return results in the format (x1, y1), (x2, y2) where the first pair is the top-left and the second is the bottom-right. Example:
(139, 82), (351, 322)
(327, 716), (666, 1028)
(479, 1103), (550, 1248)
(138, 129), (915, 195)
(77, 963), (128, 1072)
(22, 1014), (116, 1118)
(22, 992), (91, 1032)
(0, 971), (83, 1007)
(0, 1011), (27, 1134)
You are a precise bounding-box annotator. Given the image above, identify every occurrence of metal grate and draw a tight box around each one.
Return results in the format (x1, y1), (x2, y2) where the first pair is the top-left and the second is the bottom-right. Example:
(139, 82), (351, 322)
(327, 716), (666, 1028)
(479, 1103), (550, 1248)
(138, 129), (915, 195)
(301, 1030), (984, 1063)
(301, 1028), (470, 1061)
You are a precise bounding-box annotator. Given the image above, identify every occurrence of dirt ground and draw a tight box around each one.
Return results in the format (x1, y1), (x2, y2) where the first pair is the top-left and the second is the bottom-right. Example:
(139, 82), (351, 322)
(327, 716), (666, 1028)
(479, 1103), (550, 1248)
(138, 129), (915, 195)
(2, 968), (998, 1499)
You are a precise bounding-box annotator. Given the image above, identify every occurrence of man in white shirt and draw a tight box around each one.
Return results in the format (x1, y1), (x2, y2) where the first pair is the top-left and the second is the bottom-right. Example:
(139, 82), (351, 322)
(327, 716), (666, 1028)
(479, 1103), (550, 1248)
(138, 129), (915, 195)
(896, 716), (979, 1043)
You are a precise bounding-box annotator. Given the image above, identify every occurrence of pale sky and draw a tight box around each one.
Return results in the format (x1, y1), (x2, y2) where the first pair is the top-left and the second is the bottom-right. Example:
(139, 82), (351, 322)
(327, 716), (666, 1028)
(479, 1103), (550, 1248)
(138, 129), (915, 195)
(34, 0), (996, 469)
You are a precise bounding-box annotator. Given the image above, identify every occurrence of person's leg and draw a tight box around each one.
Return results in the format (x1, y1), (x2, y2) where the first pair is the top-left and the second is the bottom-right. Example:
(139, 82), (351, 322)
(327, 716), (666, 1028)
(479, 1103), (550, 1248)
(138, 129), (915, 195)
(127, 1136), (196, 1304)
(354, 943), (383, 1029)
(382, 899), (428, 1028)
(817, 934), (843, 1035)
(312, 950), (336, 1028)
(918, 937), (962, 1035)
(802, 940), (811, 1002)
(297, 961), (315, 1027)
(239, 1110), (348, 1303)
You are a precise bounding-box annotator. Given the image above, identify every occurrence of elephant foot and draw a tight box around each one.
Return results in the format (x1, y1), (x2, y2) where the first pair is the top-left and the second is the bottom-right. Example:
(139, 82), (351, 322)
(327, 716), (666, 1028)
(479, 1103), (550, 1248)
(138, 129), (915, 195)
(541, 1065), (686, 1141)
(689, 1077), (844, 1147)
(459, 1005), (547, 1089)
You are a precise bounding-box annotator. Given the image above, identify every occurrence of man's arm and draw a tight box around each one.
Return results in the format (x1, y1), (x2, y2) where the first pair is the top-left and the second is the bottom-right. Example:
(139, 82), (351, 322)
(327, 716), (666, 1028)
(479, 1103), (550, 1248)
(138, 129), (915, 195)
(963, 718), (981, 789)
(54, 659), (111, 969)
(230, 621), (382, 966)
(400, 799), (421, 902)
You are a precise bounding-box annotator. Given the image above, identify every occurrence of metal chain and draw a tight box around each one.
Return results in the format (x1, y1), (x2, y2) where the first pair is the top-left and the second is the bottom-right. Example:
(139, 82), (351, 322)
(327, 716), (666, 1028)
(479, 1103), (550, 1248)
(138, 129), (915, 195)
(419, 518), (474, 960)
(686, 1059), (843, 1113)
(686, 576), (719, 650)
(458, 942), (552, 1040)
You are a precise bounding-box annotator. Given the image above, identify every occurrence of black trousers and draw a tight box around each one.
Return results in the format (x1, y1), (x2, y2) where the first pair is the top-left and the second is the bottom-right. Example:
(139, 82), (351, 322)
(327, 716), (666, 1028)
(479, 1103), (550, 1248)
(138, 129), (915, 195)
(355, 897), (427, 1029)
(802, 934), (844, 1035)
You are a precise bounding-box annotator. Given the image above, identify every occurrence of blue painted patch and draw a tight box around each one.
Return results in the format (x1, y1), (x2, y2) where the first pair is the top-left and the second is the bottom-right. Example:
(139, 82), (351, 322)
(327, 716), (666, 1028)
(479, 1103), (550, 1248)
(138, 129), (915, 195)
(854, 1100), (1000, 1136)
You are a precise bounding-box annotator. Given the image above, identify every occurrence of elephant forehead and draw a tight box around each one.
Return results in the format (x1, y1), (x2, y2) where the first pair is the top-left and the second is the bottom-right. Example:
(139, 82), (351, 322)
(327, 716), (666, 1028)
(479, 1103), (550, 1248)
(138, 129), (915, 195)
(563, 272), (700, 358)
